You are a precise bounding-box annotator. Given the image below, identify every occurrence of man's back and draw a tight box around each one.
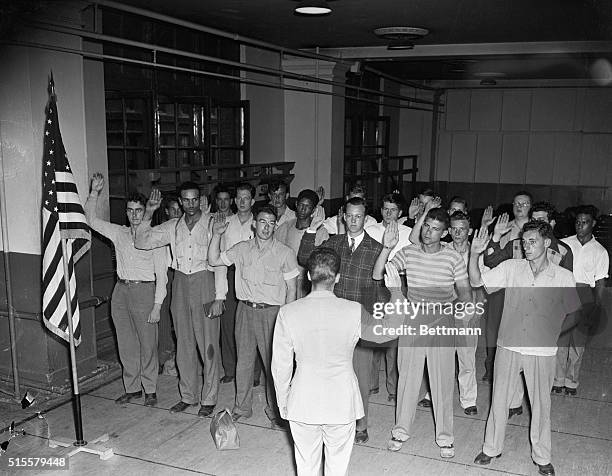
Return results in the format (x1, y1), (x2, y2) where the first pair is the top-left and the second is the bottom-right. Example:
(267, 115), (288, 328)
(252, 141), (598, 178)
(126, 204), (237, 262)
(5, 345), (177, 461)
(272, 290), (364, 425)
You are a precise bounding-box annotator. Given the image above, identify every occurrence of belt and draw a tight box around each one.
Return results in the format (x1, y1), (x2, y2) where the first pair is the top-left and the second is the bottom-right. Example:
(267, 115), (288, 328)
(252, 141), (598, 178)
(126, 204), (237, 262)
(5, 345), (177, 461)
(240, 300), (276, 309)
(118, 279), (154, 284)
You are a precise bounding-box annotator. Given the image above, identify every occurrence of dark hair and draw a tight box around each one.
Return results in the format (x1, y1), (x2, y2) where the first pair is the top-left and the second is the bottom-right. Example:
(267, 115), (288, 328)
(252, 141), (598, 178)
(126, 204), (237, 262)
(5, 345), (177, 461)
(268, 179), (288, 195)
(214, 183), (231, 198)
(236, 182), (255, 198)
(296, 189), (319, 207)
(381, 193), (404, 213)
(449, 210), (471, 225)
(513, 190), (533, 203)
(521, 220), (553, 240)
(255, 204), (277, 220)
(178, 181), (200, 196)
(419, 188), (435, 198)
(529, 201), (556, 221)
(126, 192), (147, 208)
(348, 183), (367, 197)
(164, 194), (180, 207)
(575, 205), (598, 220)
(345, 196), (367, 212)
(307, 247), (340, 284)
(448, 196), (468, 211)
(425, 208), (450, 229)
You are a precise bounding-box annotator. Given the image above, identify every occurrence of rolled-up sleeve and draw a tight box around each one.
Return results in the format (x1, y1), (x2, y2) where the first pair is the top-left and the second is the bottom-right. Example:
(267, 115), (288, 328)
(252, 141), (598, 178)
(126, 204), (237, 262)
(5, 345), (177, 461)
(281, 249), (300, 281)
(84, 195), (120, 242)
(152, 247), (168, 304)
(481, 260), (511, 294)
(135, 219), (176, 250)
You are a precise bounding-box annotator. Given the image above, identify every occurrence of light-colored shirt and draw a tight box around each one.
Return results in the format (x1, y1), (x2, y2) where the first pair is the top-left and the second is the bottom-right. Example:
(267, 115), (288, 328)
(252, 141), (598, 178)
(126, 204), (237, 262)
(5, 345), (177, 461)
(276, 219), (329, 298)
(222, 212), (254, 251)
(481, 259), (580, 356)
(135, 213), (225, 300)
(561, 235), (609, 287)
(275, 207), (296, 229)
(322, 214), (377, 235)
(221, 238), (299, 305)
(365, 221), (413, 259)
(85, 198), (167, 304)
(390, 244), (468, 303)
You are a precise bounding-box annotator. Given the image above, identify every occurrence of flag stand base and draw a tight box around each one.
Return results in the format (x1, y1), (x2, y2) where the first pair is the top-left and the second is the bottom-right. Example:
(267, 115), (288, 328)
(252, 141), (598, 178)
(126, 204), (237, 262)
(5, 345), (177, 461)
(49, 434), (114, 460)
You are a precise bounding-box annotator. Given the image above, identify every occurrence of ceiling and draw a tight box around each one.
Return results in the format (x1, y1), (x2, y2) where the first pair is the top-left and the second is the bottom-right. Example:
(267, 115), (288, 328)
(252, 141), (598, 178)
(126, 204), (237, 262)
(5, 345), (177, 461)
(12, 0), (612, 82)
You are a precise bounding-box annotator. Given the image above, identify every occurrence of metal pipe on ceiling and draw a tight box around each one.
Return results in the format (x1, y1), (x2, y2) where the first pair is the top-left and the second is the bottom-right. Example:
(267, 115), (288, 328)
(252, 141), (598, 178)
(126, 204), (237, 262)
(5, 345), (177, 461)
(93, 0), (435, 93)
(3, 39), (439, 113)
(29, 21), (439, 108)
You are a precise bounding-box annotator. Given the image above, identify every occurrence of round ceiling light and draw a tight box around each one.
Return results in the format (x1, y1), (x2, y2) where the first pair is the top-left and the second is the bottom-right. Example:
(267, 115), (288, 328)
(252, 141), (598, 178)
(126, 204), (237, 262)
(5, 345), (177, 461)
(295, 1), (332, 15)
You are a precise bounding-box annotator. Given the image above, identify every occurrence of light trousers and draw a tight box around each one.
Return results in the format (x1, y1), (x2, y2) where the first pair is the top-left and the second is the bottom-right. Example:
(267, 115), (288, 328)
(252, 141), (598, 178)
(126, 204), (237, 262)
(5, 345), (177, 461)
(289, 420), (356, 476)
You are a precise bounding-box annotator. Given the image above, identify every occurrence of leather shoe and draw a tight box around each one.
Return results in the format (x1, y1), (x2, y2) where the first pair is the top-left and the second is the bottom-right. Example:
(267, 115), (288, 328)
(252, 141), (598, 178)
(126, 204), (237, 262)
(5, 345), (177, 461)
(169, 401), (197, 413)
(231, 411), (252, 422)
(463, 405), (478, 416)
(564, 387), (577, 396)
(388, 394), (396, 402)
(270, 417), (289, 431)
(418, 398), (432, 408)
(220, 375), (235, 383)
(354, 429), (369, 444)
(508, 406), (523, 419)
(115, 391), (142, 404)
(535, 462), (555, 475)
(474, 451), (501, 465)
(198, 405), (215, 417)
(144, 393), (157, 407)
(369, 387), (379, 395)
(551, 386), (563, 394)
(440, 444), (455, 458)
(253, 378), (260, 387)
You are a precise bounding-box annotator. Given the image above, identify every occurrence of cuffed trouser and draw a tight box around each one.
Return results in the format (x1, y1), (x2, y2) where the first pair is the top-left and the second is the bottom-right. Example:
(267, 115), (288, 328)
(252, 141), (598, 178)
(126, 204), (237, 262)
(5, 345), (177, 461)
(111, 282), (158, 394)
(370, 345), (398, 397)
(353, 344), (373, 432)
(456, 317), (479, 408)
(290, 421), (356, 476)
(233, 302), (280, 420)
(158, 268), (176, 366)
(220, 265), (238, 379)
(483, 347), (555, 465)
(393, 320), (455, 447)
(171, 270), (220, 406)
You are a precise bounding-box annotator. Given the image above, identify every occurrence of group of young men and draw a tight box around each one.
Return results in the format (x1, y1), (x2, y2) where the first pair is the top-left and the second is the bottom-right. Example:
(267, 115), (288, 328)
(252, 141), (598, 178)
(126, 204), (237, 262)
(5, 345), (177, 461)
(85, 175), (608, 476)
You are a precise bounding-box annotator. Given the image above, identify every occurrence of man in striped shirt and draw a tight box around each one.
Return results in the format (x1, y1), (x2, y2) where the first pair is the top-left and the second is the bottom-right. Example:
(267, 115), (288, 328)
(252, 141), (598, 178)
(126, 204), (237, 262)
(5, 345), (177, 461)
(373, 208), (473, 458)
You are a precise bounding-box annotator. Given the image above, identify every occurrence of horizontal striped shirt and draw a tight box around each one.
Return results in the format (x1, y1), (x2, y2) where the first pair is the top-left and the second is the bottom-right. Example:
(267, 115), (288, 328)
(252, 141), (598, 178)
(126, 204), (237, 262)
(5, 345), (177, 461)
(390, 243), (468, 303)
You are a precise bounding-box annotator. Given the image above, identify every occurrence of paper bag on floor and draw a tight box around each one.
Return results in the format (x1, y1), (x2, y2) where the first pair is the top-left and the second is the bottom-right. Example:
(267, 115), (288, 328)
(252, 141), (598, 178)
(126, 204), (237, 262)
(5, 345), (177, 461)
(210, 409), (240, 450)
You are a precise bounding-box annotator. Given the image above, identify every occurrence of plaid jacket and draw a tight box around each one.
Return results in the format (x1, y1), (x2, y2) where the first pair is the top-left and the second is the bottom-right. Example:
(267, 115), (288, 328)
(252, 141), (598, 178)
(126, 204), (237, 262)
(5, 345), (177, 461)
(298, 231), (385, 312)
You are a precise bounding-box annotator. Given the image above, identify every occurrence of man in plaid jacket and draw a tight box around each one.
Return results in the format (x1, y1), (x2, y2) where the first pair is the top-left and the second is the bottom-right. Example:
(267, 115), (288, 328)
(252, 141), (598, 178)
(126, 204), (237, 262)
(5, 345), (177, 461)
(298, 196), (388, 445)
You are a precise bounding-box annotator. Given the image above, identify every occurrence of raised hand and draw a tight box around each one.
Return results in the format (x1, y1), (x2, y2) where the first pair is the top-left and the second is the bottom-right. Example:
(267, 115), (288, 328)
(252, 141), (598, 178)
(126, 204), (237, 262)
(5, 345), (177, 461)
(383, 220), (399, 250)
(481, 205), (494, 228)
(212, 212), (229, 235)
(424, 196), (442, 214)
(90, 173), (104, 194)
(146, 189), (162, 218)
(316, 185), (325, 206)
(471, 227), (491, 255)
(200, 194), (210, 214)
(309, 204), (325, 231)
(384, 263), (402, 289)
(408, 197), (420, 219)
(493, 212), (512, 240)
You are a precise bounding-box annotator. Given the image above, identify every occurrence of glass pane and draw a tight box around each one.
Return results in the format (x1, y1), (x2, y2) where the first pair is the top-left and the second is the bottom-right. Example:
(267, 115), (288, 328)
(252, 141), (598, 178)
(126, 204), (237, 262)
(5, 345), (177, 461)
(108, 172), (125, 196)
(126, 149), (153, 170)
(105, 99), (123, 137)
(124, 98), (149, 148)
(218, 107), (240, 146)
(159, 149), (176, 168)
(108, 149), (124, 171)
(177, 103), (193, 148)
(158, 103), (176, 147)
(193, 105), (206, 148)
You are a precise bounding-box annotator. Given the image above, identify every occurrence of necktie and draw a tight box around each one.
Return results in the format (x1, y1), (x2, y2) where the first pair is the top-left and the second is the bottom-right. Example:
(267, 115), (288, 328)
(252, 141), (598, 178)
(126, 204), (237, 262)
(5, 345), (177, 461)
(350, 237), (356, 253)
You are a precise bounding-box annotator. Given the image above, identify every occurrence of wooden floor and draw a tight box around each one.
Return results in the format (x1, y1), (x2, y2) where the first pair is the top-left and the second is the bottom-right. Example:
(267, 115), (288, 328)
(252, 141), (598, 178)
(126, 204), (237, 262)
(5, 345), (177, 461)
(2, 343), (611, 476)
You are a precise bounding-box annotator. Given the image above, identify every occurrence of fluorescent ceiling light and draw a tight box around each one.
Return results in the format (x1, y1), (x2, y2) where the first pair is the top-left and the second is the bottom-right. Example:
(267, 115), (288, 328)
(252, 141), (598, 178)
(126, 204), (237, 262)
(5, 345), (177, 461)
(295, 1), (332, 15)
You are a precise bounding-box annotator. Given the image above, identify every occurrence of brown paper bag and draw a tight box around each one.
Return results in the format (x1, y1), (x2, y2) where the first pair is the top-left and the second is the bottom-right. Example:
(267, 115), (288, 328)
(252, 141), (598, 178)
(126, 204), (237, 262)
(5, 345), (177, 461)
(210, 409), (240, 450)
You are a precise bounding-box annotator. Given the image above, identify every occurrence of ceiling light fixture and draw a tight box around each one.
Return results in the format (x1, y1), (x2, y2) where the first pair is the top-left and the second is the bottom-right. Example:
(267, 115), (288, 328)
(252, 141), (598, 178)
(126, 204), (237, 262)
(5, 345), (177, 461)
(294, 1), (332, 15)
(374, 26), (429, 49)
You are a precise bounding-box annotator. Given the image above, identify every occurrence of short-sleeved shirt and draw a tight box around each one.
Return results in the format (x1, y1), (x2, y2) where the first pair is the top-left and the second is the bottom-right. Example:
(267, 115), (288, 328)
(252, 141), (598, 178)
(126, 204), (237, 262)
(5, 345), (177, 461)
(390, 243), (468, 303)
(481, 259), (580, 356)
(275, 207), (296, 229)
(562, 235), (609, 287)
(222, 213), (254, 251)
(365, 221), (413, 260)
(221, 238), (300, 305)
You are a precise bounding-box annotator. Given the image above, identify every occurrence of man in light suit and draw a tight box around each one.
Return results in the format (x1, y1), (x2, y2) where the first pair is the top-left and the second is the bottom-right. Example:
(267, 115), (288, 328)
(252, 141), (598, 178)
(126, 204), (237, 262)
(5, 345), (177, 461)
(272, 248), (403, 476)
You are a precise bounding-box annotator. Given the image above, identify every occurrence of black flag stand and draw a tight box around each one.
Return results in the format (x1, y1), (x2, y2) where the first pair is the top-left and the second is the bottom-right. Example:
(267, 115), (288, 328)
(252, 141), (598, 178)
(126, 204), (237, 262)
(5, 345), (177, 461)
(45, 74), (113, 461)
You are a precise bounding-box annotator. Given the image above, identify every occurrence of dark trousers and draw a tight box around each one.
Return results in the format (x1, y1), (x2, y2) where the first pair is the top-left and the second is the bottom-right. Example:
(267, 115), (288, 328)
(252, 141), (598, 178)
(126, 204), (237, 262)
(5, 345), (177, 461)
(158, 268), (176, 366)
(220, 266), (238, 378)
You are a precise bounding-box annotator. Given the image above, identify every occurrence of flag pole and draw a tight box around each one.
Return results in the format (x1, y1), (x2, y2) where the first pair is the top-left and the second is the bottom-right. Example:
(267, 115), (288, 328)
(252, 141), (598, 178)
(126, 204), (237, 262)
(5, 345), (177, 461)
(59, 237), (86, 446)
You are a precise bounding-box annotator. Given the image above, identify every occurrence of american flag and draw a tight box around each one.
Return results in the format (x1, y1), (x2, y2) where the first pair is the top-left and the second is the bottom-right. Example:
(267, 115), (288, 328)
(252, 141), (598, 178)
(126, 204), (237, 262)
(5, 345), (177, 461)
(41, 93), (90, 346)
